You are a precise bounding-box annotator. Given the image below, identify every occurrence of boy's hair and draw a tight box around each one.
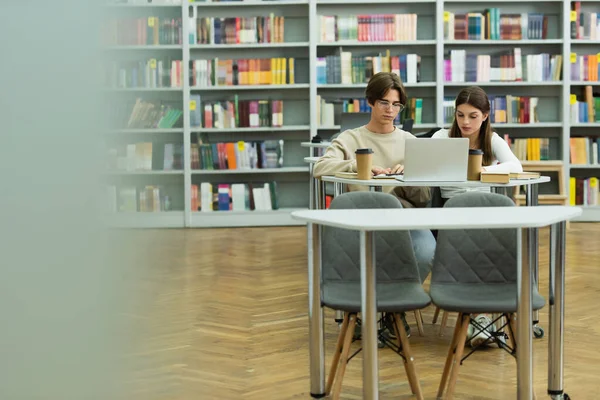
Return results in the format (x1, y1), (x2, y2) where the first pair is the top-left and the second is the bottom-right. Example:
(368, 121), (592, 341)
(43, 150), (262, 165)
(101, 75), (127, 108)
(365, 72), (407, 107)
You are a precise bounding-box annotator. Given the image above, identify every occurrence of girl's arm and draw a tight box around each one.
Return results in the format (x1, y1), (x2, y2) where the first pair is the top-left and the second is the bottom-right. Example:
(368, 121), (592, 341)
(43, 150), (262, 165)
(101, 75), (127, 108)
(483, 134), (523, 173)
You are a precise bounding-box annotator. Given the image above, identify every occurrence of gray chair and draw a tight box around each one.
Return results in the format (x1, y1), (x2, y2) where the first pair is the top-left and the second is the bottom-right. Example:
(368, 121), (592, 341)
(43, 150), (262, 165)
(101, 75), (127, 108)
(429, 191), (546, 399)
(322, 191), (431, 400)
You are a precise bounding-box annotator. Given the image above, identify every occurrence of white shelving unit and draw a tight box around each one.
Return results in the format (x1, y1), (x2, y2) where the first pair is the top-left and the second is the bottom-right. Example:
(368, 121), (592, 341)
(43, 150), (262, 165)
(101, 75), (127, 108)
(104, 0), (600, 227)
(567, 0), (600, 221)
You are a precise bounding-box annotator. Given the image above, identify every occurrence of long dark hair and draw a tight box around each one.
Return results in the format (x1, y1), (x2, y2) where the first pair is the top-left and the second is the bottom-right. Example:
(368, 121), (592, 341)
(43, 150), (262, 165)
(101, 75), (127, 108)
(449, 86), (493, 166)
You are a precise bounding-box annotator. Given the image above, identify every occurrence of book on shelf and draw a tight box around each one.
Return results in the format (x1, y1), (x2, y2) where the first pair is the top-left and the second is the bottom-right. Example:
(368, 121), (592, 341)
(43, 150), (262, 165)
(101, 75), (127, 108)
(111, 186), (173, 213)
(571, 2), (600, 40)
(316, 51), (421, 85)
(402, 98), (423, 125)
(316, 95), (335, 127)
(163, 144), (184, 170)
(505, 137), (552, 162)
(444, 10), (548, 40)
(190, 57), (294, 87)
(189, 13), (284, 44)
(106, 0), (182, 4)
(341, 98), (369, 113)
(444, 48), (562, 83)
(107, 142), (184, 172)
(191, 138), (284, 170)
(192, 182), (279, 212)
(104, 17), (183, 46)
(444, 95), (541, 125)
(569, 177), (599, 206)
(570, 86), (599, 123)
(193, 0), (296, 2)
(317, 95), (422, 127)
(190, 94), (284, 128)
(319, 14), (417, 42)
(106, 59), (182, 89)
(109, 98), (183, 129)
(570, 54), (599, 82)
(570, 137), (599, 165)
(446, 95), (539, 124)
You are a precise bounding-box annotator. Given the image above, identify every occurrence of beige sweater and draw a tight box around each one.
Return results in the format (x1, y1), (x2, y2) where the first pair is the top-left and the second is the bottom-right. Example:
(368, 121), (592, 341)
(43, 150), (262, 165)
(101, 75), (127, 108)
(313, 125), (430, 208)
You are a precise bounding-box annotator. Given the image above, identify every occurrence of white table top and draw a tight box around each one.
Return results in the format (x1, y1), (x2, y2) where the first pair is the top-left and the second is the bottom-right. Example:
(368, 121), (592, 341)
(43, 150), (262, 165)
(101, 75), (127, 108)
(301, 141), (331, 148)
(304, 156), (320, 164)
(291, 206), (582, 230)
(321, 175), (551, 188)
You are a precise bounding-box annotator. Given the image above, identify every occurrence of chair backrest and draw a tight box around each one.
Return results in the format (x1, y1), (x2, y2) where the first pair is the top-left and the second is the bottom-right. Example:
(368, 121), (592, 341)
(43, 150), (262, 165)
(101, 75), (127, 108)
(429, 186), (444, 208)
(414, 127), (442, 138)
(431, 191), (518, 285)
(321, 191), (421, 284)
(401, 118), (414, 133)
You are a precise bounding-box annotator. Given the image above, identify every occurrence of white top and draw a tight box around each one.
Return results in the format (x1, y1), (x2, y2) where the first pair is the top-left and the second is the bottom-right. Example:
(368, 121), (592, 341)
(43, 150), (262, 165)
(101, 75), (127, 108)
(431, 129), (523, 198)
(321, 175), (550, 188)
(291, 206), (581, 231)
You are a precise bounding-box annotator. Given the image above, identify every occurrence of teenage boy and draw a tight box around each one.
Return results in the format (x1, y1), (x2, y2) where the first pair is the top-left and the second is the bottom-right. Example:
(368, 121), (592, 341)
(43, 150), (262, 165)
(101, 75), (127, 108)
(313, 72), (430, 209)
(313, 72), (436, 336)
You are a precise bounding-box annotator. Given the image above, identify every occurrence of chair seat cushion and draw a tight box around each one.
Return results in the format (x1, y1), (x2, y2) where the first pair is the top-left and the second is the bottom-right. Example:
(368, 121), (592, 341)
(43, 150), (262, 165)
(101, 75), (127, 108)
(430, 283), (546, 314)
(322, 281), (431, 313)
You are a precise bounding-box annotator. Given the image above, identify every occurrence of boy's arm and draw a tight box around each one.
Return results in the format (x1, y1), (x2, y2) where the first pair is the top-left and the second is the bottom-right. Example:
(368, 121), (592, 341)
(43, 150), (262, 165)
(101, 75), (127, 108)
(313, 136), (356, 178)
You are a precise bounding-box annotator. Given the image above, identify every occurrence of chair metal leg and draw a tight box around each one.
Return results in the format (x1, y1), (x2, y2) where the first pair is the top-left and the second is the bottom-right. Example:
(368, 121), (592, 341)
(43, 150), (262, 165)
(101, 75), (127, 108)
(437, 312), (464, 399)
(331, 314), (357, 400)
(395, 313), (424, 400)
(326, 313), (350, 395)
(445, 314), (471, 400)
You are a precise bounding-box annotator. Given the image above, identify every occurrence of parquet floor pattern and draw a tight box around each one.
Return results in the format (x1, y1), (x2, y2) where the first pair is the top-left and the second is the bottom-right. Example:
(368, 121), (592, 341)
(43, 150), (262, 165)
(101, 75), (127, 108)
(118, 224), (600, 399)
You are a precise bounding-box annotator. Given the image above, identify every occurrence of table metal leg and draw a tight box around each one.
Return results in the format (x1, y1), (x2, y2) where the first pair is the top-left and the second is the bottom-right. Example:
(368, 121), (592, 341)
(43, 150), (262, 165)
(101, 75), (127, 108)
(333, 179), (342, 324)
(334, 182), (342, 197)
(526, 184), (542, 337)
(548, 221), (567, 399)
(309, 165), (315, 211)
(517, 227), (534, 400)
(309, 222), (325, 398)
(360, 230), (378, 400)
(315, 178), (325, 210)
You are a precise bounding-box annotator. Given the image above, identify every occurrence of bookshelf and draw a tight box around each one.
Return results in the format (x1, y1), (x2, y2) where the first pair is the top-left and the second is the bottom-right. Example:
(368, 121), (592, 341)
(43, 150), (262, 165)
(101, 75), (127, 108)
(104, 0), (600, 227)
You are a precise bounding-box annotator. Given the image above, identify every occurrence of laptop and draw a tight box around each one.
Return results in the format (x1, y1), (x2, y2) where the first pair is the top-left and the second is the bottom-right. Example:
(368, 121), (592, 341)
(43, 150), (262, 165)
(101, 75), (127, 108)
(395, 138), (469, 182)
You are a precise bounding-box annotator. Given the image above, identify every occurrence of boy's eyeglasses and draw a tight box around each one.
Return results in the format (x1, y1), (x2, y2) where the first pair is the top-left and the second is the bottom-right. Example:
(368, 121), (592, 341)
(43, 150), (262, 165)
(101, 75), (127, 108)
(376, 100), (405, 112)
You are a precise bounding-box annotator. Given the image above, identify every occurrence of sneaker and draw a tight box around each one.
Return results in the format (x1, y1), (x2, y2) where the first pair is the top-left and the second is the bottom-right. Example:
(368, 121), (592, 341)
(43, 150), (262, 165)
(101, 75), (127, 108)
(467, 314), (496, 348)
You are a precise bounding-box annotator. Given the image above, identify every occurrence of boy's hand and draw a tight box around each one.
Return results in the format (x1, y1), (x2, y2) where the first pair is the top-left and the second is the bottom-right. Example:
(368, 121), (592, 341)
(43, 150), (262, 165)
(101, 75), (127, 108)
(371, 166), (391, 175)
(390, 164), (404, 174)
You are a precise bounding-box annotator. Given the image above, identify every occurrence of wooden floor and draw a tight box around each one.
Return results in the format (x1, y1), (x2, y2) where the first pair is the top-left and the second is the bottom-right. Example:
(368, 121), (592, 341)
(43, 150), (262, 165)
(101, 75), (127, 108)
(120, 223), (600, 399)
